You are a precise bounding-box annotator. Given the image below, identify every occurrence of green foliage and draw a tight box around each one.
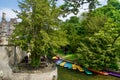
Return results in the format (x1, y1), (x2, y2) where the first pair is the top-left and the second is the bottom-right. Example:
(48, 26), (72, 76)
(61, 7), (120, 69)
(9, 0), (120, 69)
(64, 54), (78, 61)
(10, 0), (68, 66)
(60, 0), (120, 70)
(77, 31), (119, 69)
(61, 16), (82, 53)
(76, 0), (120, 69)
(59, 0), (100, 16)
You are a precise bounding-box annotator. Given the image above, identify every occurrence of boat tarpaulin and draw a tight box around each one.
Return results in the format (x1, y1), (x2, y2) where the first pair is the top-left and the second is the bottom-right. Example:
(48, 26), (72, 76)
(56, 59), (62, 65)
(60, 62), (66, 67)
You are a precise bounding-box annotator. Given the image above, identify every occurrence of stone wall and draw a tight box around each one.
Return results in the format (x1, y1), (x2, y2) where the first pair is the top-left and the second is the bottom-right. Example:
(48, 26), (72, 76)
(0, 47), (12, 79)
(11, 68), (57, 80)
(0, 46), (58, 80)
(5, 46), (26, 65)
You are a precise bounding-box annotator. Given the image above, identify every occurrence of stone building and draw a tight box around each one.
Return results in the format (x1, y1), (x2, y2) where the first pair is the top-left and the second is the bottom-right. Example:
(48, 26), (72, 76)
(0, 12), (17, 44)
(0, 13), (58, 80)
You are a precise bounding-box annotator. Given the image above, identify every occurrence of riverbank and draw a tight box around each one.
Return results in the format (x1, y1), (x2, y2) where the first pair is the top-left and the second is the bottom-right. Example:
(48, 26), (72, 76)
(58, 66), (120, 80)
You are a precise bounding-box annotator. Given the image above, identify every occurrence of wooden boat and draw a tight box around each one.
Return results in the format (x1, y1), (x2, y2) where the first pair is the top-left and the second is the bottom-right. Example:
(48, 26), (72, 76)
(72, 64), (78, 70)
(53, 56), (91, 74)
(76, 65), (84, 72)
(55, 59), (63, 65)
(64, 62), (73, 69)
(83, 68), (93, 75)
(52, 56), (60, 60)
(60, 62), (66, 67)
(88, 68), (109, 76)
(104, 70), (120, 78)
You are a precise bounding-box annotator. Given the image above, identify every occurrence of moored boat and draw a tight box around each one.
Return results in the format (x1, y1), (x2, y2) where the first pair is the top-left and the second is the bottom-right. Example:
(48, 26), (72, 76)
(88, 68), (109, 76)
(83, 68), (93, 75)
(76, 65), (84, 72)
(60, 62), (66, 67)
(104, 70), (120, 78)
(64, 62), (72, 68)
(55, 59), (63, 65)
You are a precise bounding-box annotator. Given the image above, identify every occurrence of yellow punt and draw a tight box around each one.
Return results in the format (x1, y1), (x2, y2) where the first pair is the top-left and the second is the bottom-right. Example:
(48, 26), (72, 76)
(77, 65), (84, 72)
(52, 56), (59, 59)
(72, 64), (77, 70)
(72, 64), (84, 72)
(60, 62), (66, 67)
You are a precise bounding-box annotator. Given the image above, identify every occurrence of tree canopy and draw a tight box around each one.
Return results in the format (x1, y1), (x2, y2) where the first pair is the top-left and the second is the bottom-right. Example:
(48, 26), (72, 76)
(59, 0), (120, 70)
(9, 0), (120, 69)
(59, 0), (100, 16)
(11, 0), (68, 66)
(75, 0), (120, 69)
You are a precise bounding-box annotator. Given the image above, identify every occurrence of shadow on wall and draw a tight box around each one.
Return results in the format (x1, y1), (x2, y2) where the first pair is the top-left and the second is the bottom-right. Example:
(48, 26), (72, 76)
(5, 46), (27, 65)
(0, 46), (27, 79)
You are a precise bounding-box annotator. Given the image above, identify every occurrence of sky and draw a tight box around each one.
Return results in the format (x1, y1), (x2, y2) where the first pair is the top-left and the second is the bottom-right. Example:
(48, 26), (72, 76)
(0, 0), (20, 21)
(0, 0), (107, 21)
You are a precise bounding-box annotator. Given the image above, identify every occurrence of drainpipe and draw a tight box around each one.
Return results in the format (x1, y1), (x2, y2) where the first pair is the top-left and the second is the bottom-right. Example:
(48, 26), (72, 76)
(14, 45), (17, 65)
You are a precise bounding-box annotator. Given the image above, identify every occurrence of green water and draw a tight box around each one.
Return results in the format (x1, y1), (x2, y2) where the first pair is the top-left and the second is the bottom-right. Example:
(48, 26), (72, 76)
(58, 66), (120, 80)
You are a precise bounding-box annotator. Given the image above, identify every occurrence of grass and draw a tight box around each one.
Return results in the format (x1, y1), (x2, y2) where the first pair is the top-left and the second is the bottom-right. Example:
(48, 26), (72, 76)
(58, 66), (120, 80)
(63, 54), (78, 60)
(57, 52), (120, 80)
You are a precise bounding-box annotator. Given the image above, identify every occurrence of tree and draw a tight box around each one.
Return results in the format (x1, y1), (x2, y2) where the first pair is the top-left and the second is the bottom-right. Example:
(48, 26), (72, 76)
(61, 16), (81, 54)
(76, 0), (120, 70)
(10, 0), (68, 66)
(59, 0), (100, 17)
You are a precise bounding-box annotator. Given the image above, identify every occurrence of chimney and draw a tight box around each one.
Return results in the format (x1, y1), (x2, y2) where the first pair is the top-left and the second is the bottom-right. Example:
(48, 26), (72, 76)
(2, 12), (6, 22)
